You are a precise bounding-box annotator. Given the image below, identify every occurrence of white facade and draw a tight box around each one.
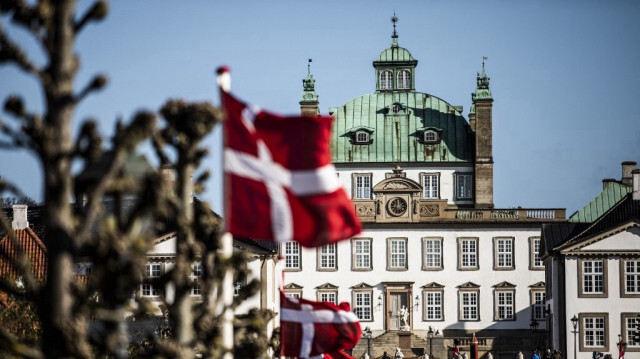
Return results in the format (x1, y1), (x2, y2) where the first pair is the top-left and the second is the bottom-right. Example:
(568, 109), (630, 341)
(557, 226), (640, 359)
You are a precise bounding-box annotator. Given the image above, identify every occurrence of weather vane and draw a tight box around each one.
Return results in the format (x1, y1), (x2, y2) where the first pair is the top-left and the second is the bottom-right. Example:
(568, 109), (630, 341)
(391, 12), (398, 37)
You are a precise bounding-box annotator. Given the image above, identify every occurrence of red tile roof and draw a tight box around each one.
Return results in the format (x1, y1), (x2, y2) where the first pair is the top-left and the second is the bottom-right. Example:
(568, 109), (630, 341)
(0, 228), (47, 280)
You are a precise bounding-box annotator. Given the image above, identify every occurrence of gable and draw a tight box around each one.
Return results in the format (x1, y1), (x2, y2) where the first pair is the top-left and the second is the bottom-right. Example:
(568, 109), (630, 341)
(579, 226), (640, 252)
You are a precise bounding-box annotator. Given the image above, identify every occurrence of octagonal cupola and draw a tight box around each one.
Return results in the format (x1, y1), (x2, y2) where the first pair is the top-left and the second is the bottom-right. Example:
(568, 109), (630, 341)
(373, 14), (418, 92)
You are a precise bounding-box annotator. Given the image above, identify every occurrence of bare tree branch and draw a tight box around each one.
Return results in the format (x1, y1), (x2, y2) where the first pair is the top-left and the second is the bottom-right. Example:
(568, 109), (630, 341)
(73, 1), (108, 34)
(73, 74), (107, 104)
(0, 23), (41, 77)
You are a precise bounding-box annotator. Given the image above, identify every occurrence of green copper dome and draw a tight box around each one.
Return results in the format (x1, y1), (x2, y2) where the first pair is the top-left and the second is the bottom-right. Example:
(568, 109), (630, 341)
(330, 92), (473, 163)
(376, 44), (415, 62)
(330, 15), (472, 164)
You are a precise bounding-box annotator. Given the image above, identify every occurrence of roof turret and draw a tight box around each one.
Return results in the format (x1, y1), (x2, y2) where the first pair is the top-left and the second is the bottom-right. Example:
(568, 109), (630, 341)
(472, 57), (492, 101)
(300, 59), (318, 103)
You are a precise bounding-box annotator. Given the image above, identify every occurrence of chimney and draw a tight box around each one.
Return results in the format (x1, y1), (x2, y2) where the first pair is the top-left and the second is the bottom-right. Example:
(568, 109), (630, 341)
(621, 161), (637, 186)
(11, 204), (28, 230)
(633, 169), (640, 201)
(602, 178), (617, 190)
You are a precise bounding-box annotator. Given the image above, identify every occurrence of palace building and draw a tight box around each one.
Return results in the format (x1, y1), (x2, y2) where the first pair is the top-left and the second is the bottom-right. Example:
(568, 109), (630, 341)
(283, 18), (566, 358)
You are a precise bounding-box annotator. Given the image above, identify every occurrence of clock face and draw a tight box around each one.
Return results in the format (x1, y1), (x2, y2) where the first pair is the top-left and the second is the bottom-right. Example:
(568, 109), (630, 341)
(387, 197), (407, 216)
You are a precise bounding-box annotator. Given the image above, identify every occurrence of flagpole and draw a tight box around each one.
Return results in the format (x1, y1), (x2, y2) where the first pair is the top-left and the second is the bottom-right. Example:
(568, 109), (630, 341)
(216, 66), (234, 359)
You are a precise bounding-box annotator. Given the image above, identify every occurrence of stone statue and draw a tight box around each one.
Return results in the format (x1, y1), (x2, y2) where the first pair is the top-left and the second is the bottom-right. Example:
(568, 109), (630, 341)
(398, 305), (409, 330)
(395, 348), (405, 359)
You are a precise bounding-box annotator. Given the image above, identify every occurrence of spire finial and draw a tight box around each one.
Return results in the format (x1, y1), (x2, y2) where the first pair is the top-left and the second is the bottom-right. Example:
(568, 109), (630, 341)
(471, 57), (492, 102)
(391, 12), (398, 38)
(301, 59), (318, 104)
(308, 58), (312, 76)
(482, 56), (488, 74)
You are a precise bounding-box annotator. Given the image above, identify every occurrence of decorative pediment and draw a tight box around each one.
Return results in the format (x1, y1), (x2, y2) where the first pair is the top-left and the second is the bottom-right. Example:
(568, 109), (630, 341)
(421, 282), (444, 289)
(315, 283), (338, 290)
(493, 281), (516, 288)
(153, 232), (176, 245)
(561, 223), (640, 255)
(351, 282), (374, 289)
(457, 281), (480, 289)
(284, 283), (303, 290)
(529, 281), (546, 289)
(373, 177), (422, 193)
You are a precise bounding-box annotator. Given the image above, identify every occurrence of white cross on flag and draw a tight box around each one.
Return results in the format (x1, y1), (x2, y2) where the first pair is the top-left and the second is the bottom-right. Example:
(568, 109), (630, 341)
(222, 90), (361, 247)
(280, 292), (361, 359)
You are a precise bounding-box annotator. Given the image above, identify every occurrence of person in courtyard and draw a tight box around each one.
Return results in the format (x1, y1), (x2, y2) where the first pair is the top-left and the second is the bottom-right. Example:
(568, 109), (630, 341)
(531, 349), (541, 359)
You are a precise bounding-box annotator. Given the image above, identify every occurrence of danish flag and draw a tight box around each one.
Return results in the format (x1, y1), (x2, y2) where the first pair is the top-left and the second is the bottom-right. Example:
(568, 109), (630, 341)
(220, 69), (361, 247)
(280, 292), (361, 359)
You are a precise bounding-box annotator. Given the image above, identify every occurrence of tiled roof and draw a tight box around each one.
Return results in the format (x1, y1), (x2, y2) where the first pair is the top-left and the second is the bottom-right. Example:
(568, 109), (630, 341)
(0, 228), (47, 280)
(568, 182), (631, 223)
(2, 205), (46, 242)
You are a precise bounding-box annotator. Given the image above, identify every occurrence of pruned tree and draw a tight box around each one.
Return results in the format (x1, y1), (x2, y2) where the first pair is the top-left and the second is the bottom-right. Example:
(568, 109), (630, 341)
(0, 1), (271, 358)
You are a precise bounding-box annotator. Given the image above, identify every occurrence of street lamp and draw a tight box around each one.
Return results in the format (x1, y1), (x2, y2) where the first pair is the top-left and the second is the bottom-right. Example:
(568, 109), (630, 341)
(531, 319), (539, 332)
(530, 320), (539, 350)
(428, 326), (434, 359)
(571, 315), (579, 359)
(363, 326), (373, 357)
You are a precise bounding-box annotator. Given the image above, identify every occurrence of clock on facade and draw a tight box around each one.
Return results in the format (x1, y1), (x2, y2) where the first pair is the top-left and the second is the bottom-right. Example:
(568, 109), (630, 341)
(387, 197), (407, 216)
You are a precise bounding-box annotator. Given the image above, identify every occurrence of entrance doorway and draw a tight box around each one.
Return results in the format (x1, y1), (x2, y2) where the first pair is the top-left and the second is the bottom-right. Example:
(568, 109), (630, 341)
(388, 292), (408, 330)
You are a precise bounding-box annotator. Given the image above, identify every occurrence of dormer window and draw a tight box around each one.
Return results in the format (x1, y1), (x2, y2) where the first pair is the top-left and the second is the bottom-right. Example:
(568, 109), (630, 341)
(424, 130), (438, 143)
(348, 127), (375, 145)
(355, 131), (370, 144)
(417, 127), (442, 145)
(397, 70), (411, 89)
(380, 70), (393, 90)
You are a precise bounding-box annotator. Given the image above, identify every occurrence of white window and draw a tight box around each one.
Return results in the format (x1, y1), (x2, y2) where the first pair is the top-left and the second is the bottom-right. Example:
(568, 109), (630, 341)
(625, 260), (640, 294)
(496, 291), (514, 320)
(423, 130), (438, 143)
(531, 237), (543, 269)
(584, 316), (606, 348)
(583, 260), (604, 294)
(456, 173), (473, 200)
(422, 173), (439, 199)
(388, 238), (407, 269)
(353, 238), (372, 270)
(191, 262), (203, 296)
(532, 291), (546, 321)
(425, 291), (443, 320)
(285, 292), (301, 299)
(141, 283), (159, 297)
(380, 70), (393, 90)
(142, 263), (162, 297)
(355, 131), (370, 144)
(460, 291), (478, 320)
(234, 281), (243, 297)
(353, 291), (372, 321)
(423, 238), (442, 270)
(318, 243), (337, 270)
(353, 174), (372, 199)
(146, 263), (162, 277)
(495, 237), (514, 269)
(459, 238), (478, 269)
(319, 291), (337, 305)
(625, 315), (640, 347)
(283, 242), (301, 270)
(397, 70), (411, 89)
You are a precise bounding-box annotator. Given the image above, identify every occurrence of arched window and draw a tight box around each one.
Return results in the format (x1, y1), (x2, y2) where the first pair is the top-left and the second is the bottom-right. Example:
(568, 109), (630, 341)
(397, 70), (411, 89)
(380, 70), (393, 90)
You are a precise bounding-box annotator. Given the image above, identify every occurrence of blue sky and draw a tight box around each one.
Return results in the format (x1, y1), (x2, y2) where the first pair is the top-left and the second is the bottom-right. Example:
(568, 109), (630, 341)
(1, 1), (639, 216)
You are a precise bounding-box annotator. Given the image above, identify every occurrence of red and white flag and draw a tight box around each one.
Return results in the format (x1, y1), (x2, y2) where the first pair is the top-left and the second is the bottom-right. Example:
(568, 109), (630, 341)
(221, 86), (361, 247)
(280, 292), (361, 359)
